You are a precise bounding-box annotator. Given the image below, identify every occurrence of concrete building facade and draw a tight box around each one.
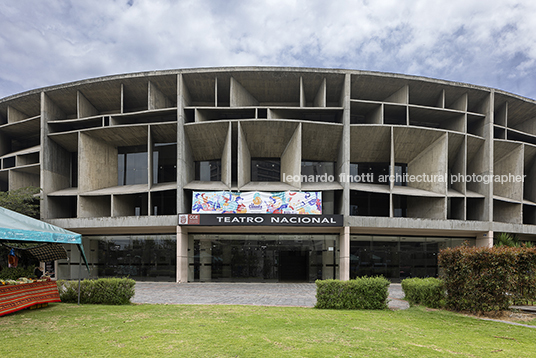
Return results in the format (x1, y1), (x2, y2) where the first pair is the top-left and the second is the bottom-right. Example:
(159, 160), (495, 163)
(1, 67), (536, 282)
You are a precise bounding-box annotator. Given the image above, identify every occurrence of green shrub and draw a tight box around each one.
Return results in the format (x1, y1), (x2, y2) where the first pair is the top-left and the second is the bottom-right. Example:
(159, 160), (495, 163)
(438, 245), (536, 312)
(315, 276), (389, 310)
(57, 278), (136, 305)
(401, 277), (445, 308)
(0, 266), (35, 280)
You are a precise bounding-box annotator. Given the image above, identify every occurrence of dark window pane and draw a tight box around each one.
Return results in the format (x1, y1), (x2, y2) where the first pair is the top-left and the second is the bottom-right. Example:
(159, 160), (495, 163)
(195, 160), (222, 181)
(301, 161), (335, 182)
(118, 145), (148, 185)
(393, 195), (407, 217)
(350, 191), (389, 217)
(153, 143), (177, 184)
(152, 190), (177, 215)
(251, 158), (280, 182)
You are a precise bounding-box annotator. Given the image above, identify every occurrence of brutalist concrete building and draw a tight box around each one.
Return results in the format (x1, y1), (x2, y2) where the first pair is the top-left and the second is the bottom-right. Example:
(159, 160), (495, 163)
(1, 67), (535, 282)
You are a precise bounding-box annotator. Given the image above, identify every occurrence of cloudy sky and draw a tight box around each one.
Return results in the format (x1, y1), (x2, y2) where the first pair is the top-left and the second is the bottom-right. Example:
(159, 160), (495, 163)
(1, 0), (536, 100)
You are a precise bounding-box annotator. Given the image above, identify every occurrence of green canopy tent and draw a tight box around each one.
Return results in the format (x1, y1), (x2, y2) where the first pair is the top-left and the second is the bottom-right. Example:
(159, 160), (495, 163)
(0, 206), (89, 303)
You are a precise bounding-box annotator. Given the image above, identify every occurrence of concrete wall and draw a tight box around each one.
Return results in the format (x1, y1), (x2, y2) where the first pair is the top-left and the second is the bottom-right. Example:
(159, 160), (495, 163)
(78, 132), (118, 192)
(281, 124), (301, 188)
(237, 122), (251, 187)
(77, 91), (98, 118)
(408, 133), (448, 195)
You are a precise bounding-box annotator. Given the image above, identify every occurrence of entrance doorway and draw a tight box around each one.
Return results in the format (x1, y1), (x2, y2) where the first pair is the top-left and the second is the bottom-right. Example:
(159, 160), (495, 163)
(190, 234), (338, 282)
(279, 251), (308, 282)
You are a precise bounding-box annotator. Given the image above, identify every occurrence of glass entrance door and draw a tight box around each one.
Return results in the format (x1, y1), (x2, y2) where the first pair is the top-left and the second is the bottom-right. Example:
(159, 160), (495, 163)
(189, 234), (338, 282)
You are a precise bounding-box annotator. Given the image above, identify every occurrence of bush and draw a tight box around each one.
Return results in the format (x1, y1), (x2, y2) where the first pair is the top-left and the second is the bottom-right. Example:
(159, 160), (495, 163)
(315, 276), (389, 310)
(57, 278), (136, 305)
(0, 266), (35, 280)
(401, 277), (445, 308)
(438, 245), (536, 312)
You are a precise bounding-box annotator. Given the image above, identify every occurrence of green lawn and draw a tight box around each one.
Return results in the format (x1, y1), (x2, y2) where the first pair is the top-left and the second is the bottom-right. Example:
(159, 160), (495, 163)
(1, 303), (535, 357)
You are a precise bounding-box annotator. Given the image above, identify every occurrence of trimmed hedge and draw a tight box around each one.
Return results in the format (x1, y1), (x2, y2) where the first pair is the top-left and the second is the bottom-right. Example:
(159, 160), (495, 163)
(438, 245), (536, 312)
(401, 277), (445, 308)
(315, 277), (389, 310)
(57, 278), (136, 305)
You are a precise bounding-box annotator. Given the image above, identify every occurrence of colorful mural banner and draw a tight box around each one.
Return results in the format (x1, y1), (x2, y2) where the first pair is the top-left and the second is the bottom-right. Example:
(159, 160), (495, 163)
(192, 191), (322, 214)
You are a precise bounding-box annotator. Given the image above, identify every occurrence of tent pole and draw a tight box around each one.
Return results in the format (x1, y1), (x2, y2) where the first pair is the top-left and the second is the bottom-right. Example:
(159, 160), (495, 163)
(78, 259), (81, 305)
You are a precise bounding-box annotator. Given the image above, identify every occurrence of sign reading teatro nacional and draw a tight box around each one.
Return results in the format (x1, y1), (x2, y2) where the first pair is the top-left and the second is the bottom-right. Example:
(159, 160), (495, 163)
(179, 214), (343, 227)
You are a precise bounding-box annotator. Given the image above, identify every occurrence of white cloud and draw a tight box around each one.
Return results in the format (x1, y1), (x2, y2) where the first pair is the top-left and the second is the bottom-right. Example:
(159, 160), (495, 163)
(1, 0), (536, 99)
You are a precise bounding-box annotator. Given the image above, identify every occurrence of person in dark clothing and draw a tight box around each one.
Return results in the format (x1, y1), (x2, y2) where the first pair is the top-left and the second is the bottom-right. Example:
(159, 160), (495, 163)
(34, 266), (43, 279)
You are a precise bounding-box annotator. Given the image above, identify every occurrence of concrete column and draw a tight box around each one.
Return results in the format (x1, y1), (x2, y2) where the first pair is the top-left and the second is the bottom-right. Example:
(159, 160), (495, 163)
(339, 226), (350, 281)
(41, 92), (70, 219)
(176, 225), (189, 283)
(200, 240), (212, 282)
(177, 74), (195, 214)
(339, 74), (351, 216)
(476, 231), (493, 248)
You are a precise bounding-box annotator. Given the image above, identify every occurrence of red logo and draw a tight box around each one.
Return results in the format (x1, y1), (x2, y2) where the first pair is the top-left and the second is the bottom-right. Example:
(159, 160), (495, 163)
(188, 214), (200, 225)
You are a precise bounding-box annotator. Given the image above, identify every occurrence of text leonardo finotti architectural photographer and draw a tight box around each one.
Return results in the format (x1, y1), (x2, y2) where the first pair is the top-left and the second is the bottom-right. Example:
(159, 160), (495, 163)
(1, 67), (535, 282)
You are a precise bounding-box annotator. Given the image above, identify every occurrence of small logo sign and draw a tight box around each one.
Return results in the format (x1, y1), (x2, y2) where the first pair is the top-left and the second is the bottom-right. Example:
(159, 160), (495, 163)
(179, 214), (200, 225)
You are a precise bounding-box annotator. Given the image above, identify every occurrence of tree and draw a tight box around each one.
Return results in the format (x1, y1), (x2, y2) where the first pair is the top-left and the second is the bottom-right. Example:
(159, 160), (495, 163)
(0, 186), (41, 218)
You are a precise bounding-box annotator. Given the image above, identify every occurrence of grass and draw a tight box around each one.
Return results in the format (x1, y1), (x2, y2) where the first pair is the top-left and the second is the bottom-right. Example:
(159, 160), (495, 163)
(1, 303), (536, 357)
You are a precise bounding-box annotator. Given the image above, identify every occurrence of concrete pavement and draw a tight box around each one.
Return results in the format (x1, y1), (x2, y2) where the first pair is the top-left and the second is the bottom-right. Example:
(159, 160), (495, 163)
(132, 282), (410, 309)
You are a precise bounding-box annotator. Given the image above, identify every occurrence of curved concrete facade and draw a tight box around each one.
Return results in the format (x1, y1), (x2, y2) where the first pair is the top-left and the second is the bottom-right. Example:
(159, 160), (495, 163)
(1, 67), (536, 282)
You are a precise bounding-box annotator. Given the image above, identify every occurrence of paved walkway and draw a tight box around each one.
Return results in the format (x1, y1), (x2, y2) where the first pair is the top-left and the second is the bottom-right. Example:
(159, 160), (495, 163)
(132, 282), (410, 310)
